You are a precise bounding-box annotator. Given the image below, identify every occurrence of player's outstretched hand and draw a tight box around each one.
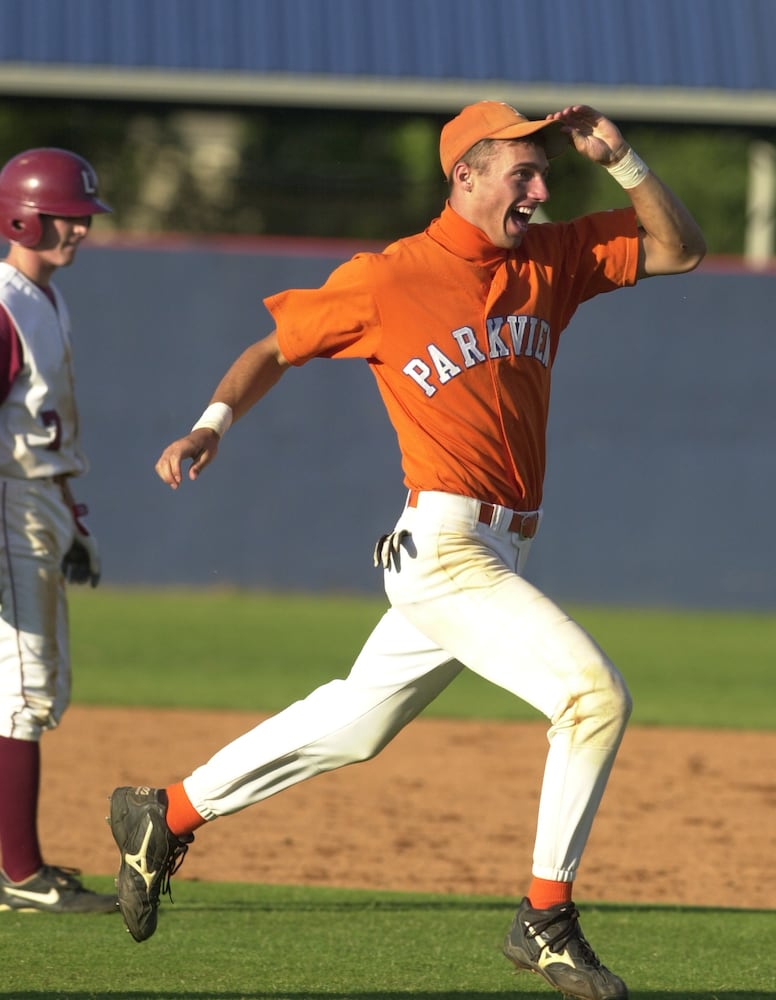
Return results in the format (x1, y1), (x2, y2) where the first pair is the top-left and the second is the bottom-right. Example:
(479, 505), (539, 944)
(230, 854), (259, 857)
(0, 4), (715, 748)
(545, 105), (627, 165)
(155, 428), (221, 489)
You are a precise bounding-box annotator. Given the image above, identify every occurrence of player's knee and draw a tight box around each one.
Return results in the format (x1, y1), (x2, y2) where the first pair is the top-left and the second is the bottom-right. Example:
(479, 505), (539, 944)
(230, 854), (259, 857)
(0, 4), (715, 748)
(553, 661), (632, 746)
(584, 665), (632, 742)
(604, 665), (633, 722)
(619, 677), (634, 723)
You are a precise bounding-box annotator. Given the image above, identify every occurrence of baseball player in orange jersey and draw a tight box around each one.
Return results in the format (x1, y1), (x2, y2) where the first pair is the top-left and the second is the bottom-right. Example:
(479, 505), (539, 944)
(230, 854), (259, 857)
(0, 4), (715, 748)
(110, 103), (705, 997)
(0, 148), (117, 914)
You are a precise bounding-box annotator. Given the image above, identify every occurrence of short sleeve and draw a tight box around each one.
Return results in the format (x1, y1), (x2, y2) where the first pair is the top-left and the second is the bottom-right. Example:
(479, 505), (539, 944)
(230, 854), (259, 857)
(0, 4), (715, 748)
(0, 304), (23, 403)
(266, 254), (382, 366)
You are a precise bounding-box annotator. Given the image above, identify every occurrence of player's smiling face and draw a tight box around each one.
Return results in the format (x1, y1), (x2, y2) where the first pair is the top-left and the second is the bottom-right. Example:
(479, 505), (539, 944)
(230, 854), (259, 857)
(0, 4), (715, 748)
(459, 140), (550, 250)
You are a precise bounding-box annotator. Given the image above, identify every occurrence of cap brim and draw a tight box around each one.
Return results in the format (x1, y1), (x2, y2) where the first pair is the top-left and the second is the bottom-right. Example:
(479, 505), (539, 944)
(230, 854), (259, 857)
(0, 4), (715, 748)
(491, 119), (569, 159)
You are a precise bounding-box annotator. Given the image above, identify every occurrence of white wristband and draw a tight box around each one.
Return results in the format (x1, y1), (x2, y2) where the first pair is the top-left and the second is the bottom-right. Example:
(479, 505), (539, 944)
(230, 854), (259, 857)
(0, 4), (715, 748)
(605, 147), (649, 190)
(191, 402), (233, 437)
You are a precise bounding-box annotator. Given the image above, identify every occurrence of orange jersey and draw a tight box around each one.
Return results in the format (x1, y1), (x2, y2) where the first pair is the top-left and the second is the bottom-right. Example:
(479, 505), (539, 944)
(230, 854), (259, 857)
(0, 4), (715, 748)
(267, 203), (639, 510)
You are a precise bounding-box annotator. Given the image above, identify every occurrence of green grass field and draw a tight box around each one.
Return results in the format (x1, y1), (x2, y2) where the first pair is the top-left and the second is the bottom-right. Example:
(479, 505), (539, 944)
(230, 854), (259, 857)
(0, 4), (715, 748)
(1, 881), (772, 998)
(69, 587), (775, 730)
(3, 588), (772, 998)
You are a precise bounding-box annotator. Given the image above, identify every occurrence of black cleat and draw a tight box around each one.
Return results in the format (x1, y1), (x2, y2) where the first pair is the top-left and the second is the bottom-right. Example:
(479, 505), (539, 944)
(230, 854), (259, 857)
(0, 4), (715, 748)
(108, 785), (193, 942)
(0, 865), (117, 914)
(503, 897), (628, 1000)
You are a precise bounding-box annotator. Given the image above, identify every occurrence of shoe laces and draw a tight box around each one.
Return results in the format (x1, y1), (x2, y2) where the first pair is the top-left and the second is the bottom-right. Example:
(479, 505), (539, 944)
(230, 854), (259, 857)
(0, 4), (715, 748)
(527, 903), (602, 969)
(158, 834), (193, 903)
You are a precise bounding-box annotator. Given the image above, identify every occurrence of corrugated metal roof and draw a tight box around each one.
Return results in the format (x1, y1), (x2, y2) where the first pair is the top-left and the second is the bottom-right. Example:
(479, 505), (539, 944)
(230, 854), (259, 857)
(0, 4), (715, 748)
(1, 0), (775, 123)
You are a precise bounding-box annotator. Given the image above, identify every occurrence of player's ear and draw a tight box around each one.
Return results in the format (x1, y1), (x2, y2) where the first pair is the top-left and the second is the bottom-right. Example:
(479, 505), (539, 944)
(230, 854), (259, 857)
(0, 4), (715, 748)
(453, 162), (473, 191)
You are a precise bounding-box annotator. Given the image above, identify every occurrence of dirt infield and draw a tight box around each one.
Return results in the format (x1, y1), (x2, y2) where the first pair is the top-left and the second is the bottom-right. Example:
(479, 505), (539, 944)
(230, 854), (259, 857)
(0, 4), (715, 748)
(41, 705), (775, 911)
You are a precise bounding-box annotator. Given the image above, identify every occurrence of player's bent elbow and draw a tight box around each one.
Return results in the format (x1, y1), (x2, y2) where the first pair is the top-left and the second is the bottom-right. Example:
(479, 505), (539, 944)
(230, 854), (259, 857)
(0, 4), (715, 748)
(679, 235), (707, 272)
(642, 241), (706, 278)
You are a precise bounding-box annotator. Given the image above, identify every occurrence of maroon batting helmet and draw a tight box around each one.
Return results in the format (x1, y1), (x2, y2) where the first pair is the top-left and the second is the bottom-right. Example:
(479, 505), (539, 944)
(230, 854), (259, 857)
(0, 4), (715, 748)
(0, 147), (111, 248)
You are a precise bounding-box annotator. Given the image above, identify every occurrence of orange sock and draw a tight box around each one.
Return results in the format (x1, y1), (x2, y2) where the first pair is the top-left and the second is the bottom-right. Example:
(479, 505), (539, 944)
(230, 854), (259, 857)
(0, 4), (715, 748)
(165, 781), (206, 837)
(528, 876), (573, 910)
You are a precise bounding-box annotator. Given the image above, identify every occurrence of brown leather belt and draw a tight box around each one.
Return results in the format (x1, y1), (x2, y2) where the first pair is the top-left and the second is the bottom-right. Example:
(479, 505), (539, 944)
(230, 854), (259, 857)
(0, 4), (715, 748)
(407, 490), (539, 539)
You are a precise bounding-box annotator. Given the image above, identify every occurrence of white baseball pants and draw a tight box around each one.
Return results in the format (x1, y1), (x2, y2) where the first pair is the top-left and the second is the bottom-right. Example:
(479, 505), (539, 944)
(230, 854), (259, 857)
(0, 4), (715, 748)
(184, 490), (632, 883)
(0, 477), (73, 741)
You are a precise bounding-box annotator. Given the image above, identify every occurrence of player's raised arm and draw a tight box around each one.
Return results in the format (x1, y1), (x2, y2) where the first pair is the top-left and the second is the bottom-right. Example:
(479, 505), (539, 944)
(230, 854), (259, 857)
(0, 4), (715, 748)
(547, 104), (706, 278)
(155, 331), (290, 488)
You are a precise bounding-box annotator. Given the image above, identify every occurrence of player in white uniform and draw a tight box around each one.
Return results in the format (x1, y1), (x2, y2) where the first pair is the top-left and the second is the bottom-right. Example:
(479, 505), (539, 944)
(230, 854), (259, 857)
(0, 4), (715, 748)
(0, 148), (116, 913)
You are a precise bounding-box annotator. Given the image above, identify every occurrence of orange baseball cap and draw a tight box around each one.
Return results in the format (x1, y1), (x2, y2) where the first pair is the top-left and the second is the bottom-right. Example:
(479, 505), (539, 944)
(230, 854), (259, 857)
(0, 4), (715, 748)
(440, 101), (569, 176)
